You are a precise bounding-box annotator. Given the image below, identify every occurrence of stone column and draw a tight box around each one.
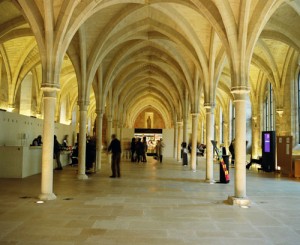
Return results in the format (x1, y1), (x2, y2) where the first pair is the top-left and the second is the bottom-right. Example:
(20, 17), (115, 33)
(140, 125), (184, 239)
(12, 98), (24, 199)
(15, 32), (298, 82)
(0, 57), (2, 87)
(107, 116), (113, 164)
(95, 110), (103, 171)
(205, 105), (215, 183)
(113, 119), (118, 137)
(182, 116), (188, 143)
(39, 89), (57, 200)
(228, 93), (250, 206)
(119, 122), (124, 159)
(77, 102), (88, 180)
(190, 113), (199, 171)
(177, 122), (183, 161)
(174, 121), (178, 159)
(223, 121), (229, 150)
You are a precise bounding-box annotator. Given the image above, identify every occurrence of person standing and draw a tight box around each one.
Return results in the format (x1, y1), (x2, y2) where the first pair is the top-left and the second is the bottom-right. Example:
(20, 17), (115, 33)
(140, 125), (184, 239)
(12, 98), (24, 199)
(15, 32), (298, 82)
(142, 136), (148, 162)
(158, 138), (165, 163)
(229, 139), (235, 165)
(107, 134), (122, 178)
(135, 138), (144, 163)
(130, 137), (136, 162)
(54, 135), (63, 170)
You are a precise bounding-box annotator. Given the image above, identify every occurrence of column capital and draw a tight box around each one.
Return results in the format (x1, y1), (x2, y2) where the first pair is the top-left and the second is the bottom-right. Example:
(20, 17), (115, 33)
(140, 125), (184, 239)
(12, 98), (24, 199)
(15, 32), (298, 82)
(41, 86), (59, 98)
(96, 109), (104, 115)
(176, 121), (183, 126)
(191, 113), (199, 117)
(231, 87), (249, 101)
(204, 102), (215, 109)
(41, 83), (60, 90)
(7, 103), (15, 112)
(205, 107), (214, 113)
(78, 100), (89, 110)
(232, 93), (248, 101)
(231, 86), (250, 94)
(276, 108), (284, 117)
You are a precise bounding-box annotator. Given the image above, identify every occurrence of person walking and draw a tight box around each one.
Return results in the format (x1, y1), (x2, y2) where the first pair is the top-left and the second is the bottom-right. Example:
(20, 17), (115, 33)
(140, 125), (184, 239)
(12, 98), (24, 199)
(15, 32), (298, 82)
(54, 135), (63, 170)
(229, 139), (235, 165)
(107, 134), (122, 178)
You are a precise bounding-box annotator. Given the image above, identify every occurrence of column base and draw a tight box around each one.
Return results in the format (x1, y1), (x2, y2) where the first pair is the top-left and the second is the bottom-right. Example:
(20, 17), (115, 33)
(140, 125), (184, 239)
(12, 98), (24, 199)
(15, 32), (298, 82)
(227, 196), (251, 206)
(38, 193), (57, 201)
(205, 179), (216, 184)
(77, 173), (89, 180)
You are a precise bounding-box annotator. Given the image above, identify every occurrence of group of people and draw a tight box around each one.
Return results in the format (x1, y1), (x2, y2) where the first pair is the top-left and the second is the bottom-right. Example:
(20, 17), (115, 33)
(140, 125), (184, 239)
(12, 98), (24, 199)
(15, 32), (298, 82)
(129, 137), (165, 163)
(31, 134), (63, 170)
(31, 134), (71, 171)
(130, 137), (148, 163)
(31, 133), (166, 178)
(107, 135), (166, 179)
(69, 136), (96, 173)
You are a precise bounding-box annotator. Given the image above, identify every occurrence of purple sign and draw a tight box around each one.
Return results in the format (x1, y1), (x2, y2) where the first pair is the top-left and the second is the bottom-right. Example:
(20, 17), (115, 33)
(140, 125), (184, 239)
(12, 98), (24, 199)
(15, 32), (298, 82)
(264, 133), (270, 153)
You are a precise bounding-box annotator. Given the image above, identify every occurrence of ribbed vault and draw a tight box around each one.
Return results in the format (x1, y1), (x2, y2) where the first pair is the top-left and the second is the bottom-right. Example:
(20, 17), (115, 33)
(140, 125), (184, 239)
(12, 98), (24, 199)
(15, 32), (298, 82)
(0, 0), (299, 130)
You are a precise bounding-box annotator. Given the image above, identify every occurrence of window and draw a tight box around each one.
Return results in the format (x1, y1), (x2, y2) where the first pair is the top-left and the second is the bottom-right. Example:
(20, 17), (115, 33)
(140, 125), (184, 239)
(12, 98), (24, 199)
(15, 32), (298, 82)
(263, 82), (275, 131)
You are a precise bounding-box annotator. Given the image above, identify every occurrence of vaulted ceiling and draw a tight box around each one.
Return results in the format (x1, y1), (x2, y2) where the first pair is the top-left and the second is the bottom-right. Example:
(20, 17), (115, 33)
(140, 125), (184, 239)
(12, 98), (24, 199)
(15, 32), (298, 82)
(0, 0), (299, 127)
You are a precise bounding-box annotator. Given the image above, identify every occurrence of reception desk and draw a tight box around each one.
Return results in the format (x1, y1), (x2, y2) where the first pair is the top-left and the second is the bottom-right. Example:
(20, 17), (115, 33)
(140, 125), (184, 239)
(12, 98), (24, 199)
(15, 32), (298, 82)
(0, 146), (71, 178)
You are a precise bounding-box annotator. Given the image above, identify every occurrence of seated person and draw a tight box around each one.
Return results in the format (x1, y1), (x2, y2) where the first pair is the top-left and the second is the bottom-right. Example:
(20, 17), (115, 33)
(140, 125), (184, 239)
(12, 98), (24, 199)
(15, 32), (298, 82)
(31, 135), (42, 146)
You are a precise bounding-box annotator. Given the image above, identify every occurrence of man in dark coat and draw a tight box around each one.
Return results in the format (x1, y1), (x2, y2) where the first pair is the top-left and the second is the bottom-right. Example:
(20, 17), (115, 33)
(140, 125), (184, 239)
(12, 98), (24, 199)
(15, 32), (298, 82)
(107, 134), (122, 178)
(54, 135), (63, 170)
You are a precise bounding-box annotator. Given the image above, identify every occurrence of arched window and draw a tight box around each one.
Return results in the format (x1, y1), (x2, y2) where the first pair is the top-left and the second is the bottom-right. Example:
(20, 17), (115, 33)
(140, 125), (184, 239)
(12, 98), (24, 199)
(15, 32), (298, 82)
(263, 82), (275, 131)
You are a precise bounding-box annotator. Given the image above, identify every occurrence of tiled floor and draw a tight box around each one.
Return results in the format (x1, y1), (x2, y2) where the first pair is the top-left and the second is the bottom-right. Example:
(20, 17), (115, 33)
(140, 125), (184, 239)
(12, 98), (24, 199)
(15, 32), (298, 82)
(0, 156), (300, 244)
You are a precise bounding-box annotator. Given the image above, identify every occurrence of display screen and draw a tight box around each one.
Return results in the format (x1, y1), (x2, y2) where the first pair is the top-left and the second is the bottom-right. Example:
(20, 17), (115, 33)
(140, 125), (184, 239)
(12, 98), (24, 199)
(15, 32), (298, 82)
(264, 133), (270, 153)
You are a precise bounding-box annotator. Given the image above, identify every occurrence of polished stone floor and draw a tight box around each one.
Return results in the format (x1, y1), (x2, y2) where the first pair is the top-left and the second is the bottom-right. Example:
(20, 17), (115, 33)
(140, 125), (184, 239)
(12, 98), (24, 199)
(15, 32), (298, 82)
(0, 156), (300, 245)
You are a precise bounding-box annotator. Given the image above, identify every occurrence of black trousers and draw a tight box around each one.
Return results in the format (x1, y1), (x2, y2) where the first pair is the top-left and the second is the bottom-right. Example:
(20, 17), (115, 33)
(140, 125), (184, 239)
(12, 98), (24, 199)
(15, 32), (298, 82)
(111, 153), (121, 177)
(54, 152), (62, 168)
(160, 155), (163, 162)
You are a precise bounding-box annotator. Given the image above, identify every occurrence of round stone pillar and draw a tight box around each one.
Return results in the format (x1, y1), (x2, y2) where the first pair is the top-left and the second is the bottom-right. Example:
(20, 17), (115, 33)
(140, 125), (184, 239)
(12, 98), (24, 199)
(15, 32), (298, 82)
(174, 121), (178, 159)
(190, 113), (199, 171)
(205, 105), (215, 183)
(228, 92), (250, 206)
(177, 122), (183, 162)
(107, 116), (113, 164)
(77, 102), (88, 180)
(96, 110), (103, 171)
(39, 89), (58, 200)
